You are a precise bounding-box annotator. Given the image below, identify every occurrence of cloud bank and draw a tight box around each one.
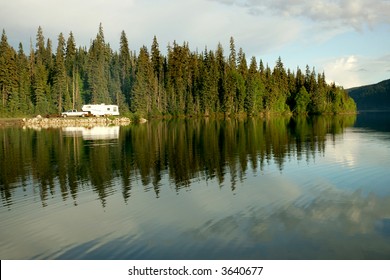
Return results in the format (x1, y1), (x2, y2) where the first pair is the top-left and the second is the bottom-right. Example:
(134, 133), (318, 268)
(210, 0), (390, 30)
(323, 54), (390, 88)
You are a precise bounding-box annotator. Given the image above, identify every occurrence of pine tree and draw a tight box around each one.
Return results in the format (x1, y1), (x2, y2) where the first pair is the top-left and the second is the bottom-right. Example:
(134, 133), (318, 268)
(166, 41), (190, 115)
(245, 56), (263, 115)
(16, 43), (33, 114)
(53, 33), (69, 112)
(150, 36), (165, 113)
(87, 23), (110, 104)
(65, 32), (79, 110)
(109, 52), (125, 109)
(268, 57), (289, 113)
(0, 30), (18, 115)
(216, 42), (226, 113)
(223, 37), (237, 115)
(35, 26), (45, 60)
(228, 37), (236, 69)
(294, 87), (310, 114)
(131, 46), (154, 115)
(201, 49), (218, 115)
(119, 30), (132, 107)
(65, 32), (76, 76)
(32, 27), (50, 114)
(236, 47), (247, 113)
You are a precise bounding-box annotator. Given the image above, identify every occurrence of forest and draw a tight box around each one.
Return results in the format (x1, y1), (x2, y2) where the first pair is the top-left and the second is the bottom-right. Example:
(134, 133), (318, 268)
(0, 24), (357, 118)
(348, 79), (390, 110)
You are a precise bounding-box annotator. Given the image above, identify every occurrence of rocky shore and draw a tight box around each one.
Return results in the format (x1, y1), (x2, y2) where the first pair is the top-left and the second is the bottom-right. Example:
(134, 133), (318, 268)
(21, 115), (133, 129)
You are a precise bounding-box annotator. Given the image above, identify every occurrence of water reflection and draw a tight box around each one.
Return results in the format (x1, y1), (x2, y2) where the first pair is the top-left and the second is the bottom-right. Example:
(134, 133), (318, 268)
(62, 126), (120, 140)
(1, 115), (357, 208)
(2, 114), (390, 260)
(186, 188), (390, 259)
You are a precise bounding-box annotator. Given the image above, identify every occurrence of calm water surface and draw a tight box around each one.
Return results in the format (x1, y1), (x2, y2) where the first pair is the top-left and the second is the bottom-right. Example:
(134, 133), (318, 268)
(1, 113), (390, 259)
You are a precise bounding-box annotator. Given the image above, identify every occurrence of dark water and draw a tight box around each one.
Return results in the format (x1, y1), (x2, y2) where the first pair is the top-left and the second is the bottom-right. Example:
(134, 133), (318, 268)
(1, 113), (390, 260)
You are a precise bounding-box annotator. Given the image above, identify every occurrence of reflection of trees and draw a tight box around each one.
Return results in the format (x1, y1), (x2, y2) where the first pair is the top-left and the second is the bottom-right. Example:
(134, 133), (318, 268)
(0, 115), (356, 208)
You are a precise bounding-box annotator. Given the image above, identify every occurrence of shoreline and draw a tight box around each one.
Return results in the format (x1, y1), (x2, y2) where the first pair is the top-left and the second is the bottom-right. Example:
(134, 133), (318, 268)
(0, 112), (359, 128)
(0, 118), (25, 127)
(0, 116), (132, 128)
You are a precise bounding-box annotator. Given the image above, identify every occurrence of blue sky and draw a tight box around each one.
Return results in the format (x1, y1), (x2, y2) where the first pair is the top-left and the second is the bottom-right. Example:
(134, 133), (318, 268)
(1, 0), (390, 88)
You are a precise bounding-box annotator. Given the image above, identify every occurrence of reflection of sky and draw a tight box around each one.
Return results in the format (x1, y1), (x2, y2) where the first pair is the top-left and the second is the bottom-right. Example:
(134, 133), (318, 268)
(318, 128), (390, 195)
(1, 127), (390, 259)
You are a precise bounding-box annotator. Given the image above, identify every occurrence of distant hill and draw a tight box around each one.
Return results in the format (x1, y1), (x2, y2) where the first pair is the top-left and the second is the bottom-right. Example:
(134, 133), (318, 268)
(347, 79), (390, 111)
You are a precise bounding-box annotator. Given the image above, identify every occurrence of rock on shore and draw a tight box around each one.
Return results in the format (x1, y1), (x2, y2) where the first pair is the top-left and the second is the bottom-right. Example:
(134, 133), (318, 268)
(23, 115), (131, 129)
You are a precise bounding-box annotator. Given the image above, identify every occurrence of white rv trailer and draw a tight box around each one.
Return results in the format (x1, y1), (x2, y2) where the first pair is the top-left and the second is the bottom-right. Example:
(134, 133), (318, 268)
(81, 104), (120, 116)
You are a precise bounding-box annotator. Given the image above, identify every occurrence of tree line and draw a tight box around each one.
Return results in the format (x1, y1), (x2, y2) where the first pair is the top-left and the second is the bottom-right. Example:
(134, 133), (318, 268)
(0, 24), (356, 118)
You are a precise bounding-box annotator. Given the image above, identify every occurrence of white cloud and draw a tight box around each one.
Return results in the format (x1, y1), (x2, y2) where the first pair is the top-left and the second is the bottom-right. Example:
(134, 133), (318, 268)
(1, 0), (303, 56)
(210, 0), (390, 30)
(322, 54), (390, 87)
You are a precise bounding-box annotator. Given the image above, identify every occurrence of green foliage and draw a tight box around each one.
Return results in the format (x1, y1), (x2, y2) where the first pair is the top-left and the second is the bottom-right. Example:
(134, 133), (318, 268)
(295, 87), (310, 114)
(0, 26), (357, 117)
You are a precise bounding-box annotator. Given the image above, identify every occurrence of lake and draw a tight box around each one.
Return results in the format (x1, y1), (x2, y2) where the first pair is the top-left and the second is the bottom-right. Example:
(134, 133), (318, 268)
(1, 113), (390, 260)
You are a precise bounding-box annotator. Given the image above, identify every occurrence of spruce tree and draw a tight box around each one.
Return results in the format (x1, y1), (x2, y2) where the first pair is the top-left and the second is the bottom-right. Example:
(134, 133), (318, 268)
(87, 23), (110, 104)
(53, 33), (69, 112)
(0, 30), (18, 114)
(119, 30), (132, 107)
(65, 32), (79, 109)
(236, 47), (247, 113)
(17, 43), (33, 114)
(215, 42), (226, 113)
(131, 46), (154, 115)
(245, 56), (263, 115)
(150, 36), (165, 113)
(201, 49), (218, 115)
(31, 27), (51, 114)
(223, 37), (237, 114)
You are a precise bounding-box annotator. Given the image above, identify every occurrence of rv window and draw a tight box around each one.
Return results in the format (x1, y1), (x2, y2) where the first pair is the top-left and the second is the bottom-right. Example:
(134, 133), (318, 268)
(107, 108), (110, 111)
(114, 107), (117, 111)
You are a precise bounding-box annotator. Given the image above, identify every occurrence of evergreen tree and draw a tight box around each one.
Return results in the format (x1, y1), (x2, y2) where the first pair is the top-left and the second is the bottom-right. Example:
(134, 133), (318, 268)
(53, 33), (69, 112)
(223, 37), (237, 115)
(150, 36), (165, 113)
(215, 42), (226, 113)
(131, 46), (154, 115)
(245, 56), (263, 115)
(294, 87), (310, 114)
(35, 26), (45, 60)
(271, 56), (289, 112)
(65, 31), (76, 76)
(201, 49), (218, 115)
(109, 52), (126, 110)
(16, 43), (33, 114)
(0, 30), (18, 114)
(65, 32), (80, 110)
(119, 30), (132, 107)
(87, 23), (110, 104)
(166, 41), (190, 115)
(31, 27), (51, 114)
(236, 47), (247, 113)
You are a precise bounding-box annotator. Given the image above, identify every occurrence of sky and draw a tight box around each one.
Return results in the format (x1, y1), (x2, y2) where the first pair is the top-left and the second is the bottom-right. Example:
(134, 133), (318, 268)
(1, 0), (390, 88)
